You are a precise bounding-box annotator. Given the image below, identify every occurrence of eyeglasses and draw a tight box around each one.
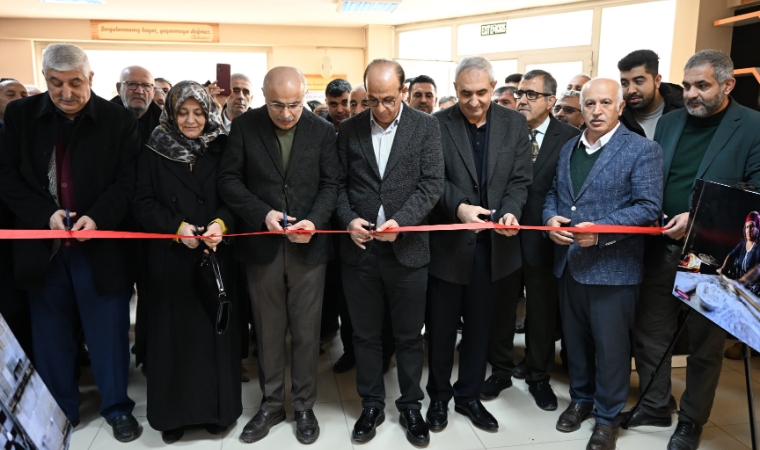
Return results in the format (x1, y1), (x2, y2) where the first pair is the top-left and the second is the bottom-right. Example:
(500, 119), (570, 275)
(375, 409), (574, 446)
(514, 90), (553, 101)
(366, 98), (397, 108)
(267, 102), (303, 113)
(124, 81), (154, 92)
(553, 105), (581, 114)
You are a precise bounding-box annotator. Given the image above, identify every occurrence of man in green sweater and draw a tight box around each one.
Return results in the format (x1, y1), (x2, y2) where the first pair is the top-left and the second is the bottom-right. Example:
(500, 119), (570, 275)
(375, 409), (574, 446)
(627, 50), (760, 450)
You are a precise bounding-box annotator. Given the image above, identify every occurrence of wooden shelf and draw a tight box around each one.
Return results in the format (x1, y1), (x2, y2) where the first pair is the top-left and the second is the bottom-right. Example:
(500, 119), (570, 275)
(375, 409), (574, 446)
(715, 11), (760, 27)
(735, 68), (760, 83)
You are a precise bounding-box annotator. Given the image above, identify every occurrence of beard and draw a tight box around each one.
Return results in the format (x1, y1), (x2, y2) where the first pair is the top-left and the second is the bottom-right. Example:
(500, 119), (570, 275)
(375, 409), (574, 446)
(555, 114), (568, 124)
(686, 91), (724, 117)
(626, 89), (655, 111)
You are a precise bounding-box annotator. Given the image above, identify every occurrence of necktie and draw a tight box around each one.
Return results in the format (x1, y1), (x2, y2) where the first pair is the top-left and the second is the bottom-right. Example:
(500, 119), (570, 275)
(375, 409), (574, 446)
(530, 129), (540, 163)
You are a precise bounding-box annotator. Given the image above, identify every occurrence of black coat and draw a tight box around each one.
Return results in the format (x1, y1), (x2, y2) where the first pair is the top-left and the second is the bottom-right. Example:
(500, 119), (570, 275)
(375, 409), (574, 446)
(429, 103), (532, 284)
(620, 82), (684, 138)
(0, 93), (140, 294)
(520, 115), (581, 271)
(110, 95), (162, 144)
(132, 135), (241, 430)
(218, 106), (340, 265)
(335, 106), (445, 268)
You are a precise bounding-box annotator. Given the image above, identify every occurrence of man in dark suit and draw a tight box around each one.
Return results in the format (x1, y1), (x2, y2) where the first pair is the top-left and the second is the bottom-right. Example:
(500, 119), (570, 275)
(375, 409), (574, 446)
(0, 44), (141, 442)
(543, 78), (663, 450)
(425, 56), (532, 433)
(481, 70), (581, 409)
(336, 59), (444, 446)
(110, 65), (162, 144)
(218, 66), (340, 445)
(627, 50), (760, 450)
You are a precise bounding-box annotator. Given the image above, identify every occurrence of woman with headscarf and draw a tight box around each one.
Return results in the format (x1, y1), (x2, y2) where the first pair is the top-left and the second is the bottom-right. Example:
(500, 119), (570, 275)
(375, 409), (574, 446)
(133, 80), (241, 443)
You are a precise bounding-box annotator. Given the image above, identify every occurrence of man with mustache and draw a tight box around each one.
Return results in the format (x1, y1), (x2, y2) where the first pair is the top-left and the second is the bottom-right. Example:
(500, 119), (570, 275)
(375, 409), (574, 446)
(553, 90), (584, 129)
(218, 66), (340, 445)
(349, 84), (368, 117)
(492, 85), (517, 110)
(113, 65), (161, 144)
(221, 73), (253, 133)
(627, 50), (760, 450)
(323, 78), (351, 133)
(481, 70), (580, 411)
(618, 50), (684, 139)
(408, 75), (438, 114)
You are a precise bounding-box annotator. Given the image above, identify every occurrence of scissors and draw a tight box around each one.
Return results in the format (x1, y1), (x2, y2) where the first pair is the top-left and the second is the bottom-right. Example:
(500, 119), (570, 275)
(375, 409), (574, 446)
(283, 211), (289, 230)
(65, 209), (72, 231)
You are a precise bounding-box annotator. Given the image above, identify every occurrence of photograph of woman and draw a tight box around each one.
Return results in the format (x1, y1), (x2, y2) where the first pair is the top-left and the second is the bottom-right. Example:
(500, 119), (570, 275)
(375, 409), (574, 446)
(132, 80), (241, 444)
(718, 211), (760, 296)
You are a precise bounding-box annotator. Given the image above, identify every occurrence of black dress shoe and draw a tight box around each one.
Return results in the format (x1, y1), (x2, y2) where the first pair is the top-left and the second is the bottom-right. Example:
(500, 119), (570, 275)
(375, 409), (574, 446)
(107, 414), (142, 443)
(479, 375), (512, 400)
(400, 409), (430, 446)
(667, 421), (702, 450)
(620, 407), (672, 428)
(333, 353), (356, 374)
(70, 419), (80, 428)
(527, 380), (558, 411)
(513, 358), (527, 379)
(587, 423), (618, 450)
(295, 409), (320, 444)
(515, 322), (526, 334)
(556, 402), (593, 433)
(454, 400), (498, 431)
(240, 409), (286, 443)
(206, 424), (227, 435)
(162, 427), (184, 444)
(352, 407), (385, 443)
(425, 401), (448, 432)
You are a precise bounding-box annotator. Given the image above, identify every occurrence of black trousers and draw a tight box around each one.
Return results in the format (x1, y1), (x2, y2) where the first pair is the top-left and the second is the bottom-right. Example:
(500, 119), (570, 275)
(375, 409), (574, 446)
(486, 267), (523, 379)
(343, 242), (427, 411)
(427, 238), (506, 403)
(632, 236), (725, 425)
(560, 270), (637, 426)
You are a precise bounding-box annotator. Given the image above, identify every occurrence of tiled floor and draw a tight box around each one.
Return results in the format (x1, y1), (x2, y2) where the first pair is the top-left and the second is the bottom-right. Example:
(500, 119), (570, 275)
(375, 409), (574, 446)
(69, 303), (760, 449)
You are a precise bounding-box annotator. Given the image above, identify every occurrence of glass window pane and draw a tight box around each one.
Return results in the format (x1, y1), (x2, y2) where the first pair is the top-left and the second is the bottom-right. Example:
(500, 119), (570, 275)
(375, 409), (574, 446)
(457, 10), (593, 56)
(84, 48), (268, 107)
(399, 27), (452, 61)
(597, 0), (676, 82)
(525, 61), (584, 94)
(396, 59), (456, 99)
(491, 60), (519, 84)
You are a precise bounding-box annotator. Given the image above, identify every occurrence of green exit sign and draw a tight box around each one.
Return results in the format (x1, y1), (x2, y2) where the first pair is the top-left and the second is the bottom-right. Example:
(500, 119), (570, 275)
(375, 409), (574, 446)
(480, 22), (507, 36)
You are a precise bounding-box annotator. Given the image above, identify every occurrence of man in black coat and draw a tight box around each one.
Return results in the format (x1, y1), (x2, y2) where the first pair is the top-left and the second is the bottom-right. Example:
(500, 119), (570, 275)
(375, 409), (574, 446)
(481, 70), (580, 410)
(618, 49), (684, 140)
(218, 66), (340, 445)
(335, 59), (444, 446)
(0, 44), (141, 442)
(426, 57), (532, 433)
(110, 65), (162, 144)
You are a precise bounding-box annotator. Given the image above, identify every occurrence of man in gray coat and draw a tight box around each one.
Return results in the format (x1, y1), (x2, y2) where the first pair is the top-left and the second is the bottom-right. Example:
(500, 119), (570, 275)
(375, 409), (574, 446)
(543, 78), (663, 450)
(218, 66), (340, 445)
(335, 59), (444, 446)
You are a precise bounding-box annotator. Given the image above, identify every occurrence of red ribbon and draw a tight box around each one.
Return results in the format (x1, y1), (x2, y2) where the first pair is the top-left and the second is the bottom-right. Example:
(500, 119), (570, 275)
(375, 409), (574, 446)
(0, 223), (667, 240)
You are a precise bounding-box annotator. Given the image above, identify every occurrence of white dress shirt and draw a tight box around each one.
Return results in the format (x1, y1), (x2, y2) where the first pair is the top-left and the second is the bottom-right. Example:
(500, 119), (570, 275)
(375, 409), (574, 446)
(580, 122), (621, 154)
(369, 102), (404, 226)
(222, 108), (233, 133)
(530, 114), (552, 149)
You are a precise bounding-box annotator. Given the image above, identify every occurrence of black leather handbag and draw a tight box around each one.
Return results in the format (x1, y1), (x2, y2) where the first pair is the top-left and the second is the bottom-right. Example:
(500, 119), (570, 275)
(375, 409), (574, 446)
(193, 244), (231, 335)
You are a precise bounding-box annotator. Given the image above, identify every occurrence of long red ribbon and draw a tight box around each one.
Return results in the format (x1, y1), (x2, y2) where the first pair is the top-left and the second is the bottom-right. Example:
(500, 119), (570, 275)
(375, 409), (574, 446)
(0, 223), (666, 240)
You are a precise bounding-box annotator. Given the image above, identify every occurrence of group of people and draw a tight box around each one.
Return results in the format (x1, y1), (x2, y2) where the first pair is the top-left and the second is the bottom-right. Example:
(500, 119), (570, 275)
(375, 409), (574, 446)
(0, 42), (759, 450)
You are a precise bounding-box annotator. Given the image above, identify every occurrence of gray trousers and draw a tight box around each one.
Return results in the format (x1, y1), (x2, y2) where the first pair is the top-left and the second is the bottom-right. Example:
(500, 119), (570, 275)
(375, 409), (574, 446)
(246, 240), (326, 413)
(632, 236), (726, 425)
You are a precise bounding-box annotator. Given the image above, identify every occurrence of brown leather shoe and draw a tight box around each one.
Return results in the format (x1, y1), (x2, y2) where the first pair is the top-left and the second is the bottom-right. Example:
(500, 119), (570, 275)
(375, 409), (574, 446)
(556, 402), (593, 433)
(587, 423), (619, 450)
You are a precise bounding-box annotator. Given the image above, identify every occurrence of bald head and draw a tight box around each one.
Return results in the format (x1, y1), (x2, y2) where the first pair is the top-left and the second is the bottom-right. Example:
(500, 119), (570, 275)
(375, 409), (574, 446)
(364, 59), (406, 129)
(117, 65), (155, 118)
(567, 74), (591, 92)
(0, 80), (28, 120)
(263, 66), (307, 131)
(580, 78), (625, 142)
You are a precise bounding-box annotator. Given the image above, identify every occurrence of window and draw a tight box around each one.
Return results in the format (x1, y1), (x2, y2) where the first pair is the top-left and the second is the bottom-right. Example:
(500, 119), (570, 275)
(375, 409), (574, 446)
(398, 27), (452, 61)
(525, 61), (584, 93)
(491, 60), (519, 84)
(597, 0), (677, 81)
(457, 10), (593, 56)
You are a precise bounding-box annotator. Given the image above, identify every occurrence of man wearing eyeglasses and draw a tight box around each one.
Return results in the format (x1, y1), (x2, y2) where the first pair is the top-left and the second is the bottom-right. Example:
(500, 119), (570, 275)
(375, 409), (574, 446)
(618, 50), (684, 140)
(492, 85), (517, 110)
(218, 66), (340, 445)
(323, 79), (351, 133)
(482, 70), (581, 411)
(112, 66), (161, 144)
(336, 59), (443, 446)
(554, 91), (585, 129)
(426, 56), (531, 434)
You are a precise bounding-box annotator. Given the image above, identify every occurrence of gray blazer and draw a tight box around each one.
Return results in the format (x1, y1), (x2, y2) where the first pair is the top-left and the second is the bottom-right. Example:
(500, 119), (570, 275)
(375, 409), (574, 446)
(542, 124), (663, 285)
(218, 106), (340, 265)
(335, 106), (444, 268)
(428, 103), (533, 284)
